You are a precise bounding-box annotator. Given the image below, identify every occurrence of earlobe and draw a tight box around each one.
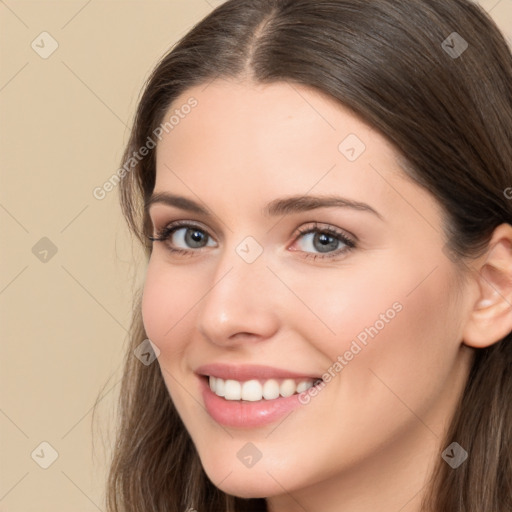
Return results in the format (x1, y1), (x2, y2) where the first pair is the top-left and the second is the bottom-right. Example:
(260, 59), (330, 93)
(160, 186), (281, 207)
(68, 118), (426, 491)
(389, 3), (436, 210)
(463, 223), (512, 349)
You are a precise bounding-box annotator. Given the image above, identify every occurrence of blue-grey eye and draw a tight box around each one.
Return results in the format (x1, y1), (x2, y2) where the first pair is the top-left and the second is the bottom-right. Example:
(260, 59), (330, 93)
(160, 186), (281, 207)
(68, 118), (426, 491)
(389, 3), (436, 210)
(172, 227), (215, 249)
(297, 231), (344, 253)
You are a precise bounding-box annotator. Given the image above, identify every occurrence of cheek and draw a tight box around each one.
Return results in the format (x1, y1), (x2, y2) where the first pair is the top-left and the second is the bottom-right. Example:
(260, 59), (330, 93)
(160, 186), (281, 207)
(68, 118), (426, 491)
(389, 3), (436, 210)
(292, 253), (459, 397)
(286, 260), (408, 361)
(326, 256), (461, 416)
(141, 257), (200, 358)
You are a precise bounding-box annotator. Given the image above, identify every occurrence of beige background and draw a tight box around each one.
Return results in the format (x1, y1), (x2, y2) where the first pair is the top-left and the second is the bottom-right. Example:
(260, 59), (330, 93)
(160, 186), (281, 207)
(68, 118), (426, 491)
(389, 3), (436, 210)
(1, 1), (511, 511)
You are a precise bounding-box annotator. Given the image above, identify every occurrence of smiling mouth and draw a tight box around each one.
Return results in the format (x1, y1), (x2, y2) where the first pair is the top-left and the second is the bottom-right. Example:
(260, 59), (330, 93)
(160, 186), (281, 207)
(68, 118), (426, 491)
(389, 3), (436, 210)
(206, 376), (324, 402)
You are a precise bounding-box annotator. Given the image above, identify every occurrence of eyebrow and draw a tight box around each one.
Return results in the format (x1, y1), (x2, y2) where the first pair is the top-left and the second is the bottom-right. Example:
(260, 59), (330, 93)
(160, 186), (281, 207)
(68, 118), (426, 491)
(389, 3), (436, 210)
(145, 192), (383, 219)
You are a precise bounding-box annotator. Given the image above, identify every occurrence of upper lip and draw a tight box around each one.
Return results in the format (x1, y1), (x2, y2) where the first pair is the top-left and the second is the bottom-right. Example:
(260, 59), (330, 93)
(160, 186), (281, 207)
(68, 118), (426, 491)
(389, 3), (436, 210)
(195, 363), (321, 381)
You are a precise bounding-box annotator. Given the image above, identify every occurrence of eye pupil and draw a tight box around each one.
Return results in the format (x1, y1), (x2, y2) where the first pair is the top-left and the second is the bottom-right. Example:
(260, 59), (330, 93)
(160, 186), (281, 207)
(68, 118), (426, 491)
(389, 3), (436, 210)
(314, 232), (338, 253)
(185, 229), (207, 248)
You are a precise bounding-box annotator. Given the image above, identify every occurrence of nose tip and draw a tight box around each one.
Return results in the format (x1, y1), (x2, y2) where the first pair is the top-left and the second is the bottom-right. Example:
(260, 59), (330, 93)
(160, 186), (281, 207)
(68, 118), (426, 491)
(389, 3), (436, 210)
(195, 260), (280, 347)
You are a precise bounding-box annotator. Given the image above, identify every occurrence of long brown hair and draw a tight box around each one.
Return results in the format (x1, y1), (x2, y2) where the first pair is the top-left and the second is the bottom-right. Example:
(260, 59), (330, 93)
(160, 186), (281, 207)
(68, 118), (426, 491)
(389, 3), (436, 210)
(103, 1), (512, 510)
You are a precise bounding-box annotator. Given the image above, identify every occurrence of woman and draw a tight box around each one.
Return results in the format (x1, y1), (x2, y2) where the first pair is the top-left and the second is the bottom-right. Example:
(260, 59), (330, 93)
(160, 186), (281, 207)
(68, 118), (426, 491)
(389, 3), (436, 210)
(105, 0), (512, 510)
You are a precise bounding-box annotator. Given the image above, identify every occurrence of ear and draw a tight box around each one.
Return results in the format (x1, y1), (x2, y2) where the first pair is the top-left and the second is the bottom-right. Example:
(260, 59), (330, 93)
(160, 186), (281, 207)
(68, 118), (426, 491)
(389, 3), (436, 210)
(463, 223), (512, 348)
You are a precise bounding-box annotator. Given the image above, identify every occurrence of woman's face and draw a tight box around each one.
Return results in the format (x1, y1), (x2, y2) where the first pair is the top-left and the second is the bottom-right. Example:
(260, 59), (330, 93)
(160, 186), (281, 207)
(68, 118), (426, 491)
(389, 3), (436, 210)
(142, 79), (475, 505)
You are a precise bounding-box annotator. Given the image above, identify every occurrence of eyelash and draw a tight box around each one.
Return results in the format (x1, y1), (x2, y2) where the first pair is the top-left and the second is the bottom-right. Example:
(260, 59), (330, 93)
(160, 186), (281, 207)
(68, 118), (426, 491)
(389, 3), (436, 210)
(147, 220), (357, 261)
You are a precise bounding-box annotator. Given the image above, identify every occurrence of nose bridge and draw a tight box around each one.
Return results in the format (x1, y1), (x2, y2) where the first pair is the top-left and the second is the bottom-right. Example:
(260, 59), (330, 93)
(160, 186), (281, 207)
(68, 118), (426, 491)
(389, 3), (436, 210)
(196, 238), (280, 343)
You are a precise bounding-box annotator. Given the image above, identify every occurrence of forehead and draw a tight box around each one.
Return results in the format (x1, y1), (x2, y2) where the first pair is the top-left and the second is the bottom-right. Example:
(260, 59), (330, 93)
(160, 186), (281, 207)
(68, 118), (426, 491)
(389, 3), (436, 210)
(152, 78), (438, 229)
(156, 78), (387, 162)
(158, 80), (385, 172)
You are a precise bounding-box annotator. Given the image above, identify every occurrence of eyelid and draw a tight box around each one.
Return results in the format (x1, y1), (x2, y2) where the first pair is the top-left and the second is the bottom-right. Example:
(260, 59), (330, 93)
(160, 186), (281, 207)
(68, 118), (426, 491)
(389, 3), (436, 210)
(148, 219), (217, 246)
(148, 208), (225, 240)
(293, 222), (357, 243)
(151, 219), (218, 242)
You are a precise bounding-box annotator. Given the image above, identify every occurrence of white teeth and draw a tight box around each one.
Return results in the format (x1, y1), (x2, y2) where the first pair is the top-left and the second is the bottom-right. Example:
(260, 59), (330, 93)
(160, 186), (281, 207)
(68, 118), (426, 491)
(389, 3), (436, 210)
(241, 380), (262, 401)
(262, 379), (280, 400)
(224, 379), (241, 400)
(296, 380), (313, 393)
(215, 377), (225, 397)
(208, 376), (320, 401)
(280, 379), (296, 397)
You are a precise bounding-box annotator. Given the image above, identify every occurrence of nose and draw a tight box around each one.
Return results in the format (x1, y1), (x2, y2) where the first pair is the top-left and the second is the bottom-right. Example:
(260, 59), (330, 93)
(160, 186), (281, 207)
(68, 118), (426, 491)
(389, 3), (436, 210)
(196, 248), (281, 347)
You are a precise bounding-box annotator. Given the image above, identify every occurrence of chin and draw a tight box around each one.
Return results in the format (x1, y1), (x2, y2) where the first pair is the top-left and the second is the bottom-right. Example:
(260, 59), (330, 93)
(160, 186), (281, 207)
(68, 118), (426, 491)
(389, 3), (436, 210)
(200, 458), (287, 499)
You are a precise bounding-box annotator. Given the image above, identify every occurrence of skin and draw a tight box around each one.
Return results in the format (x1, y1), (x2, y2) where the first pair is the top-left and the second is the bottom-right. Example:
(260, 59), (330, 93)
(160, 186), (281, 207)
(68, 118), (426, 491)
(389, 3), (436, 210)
(141, 78), (512, 512)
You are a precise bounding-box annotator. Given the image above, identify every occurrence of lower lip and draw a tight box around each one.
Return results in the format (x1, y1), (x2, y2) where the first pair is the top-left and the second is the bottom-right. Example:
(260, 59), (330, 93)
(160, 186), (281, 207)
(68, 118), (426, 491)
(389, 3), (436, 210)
(200, 377), (306, 428)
